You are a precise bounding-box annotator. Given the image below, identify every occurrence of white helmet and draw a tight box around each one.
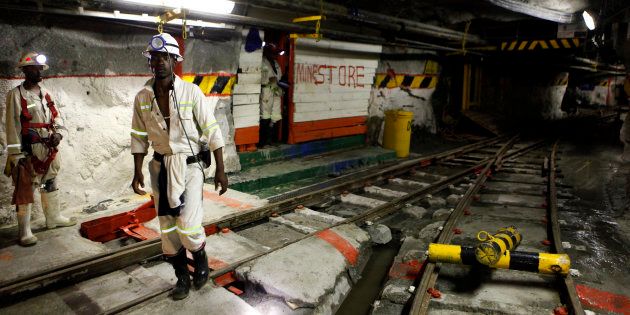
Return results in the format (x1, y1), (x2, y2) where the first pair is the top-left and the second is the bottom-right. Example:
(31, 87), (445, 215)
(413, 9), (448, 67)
(17, 52), (49, 70)
(143, 33), (183, 62)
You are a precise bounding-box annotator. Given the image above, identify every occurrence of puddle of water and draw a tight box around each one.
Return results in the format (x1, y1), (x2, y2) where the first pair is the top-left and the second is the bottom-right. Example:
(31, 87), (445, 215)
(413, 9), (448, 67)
(336, 241), (401, 315)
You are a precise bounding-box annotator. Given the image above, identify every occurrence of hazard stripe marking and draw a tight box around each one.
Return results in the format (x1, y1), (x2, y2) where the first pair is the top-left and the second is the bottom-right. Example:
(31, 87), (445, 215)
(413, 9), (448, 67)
(518, 41), (529, 50)
(374, 74), (438, 89)
(575, 284), (630, 315)
(202, 190), (253, 210)
(388, 260), (425, 280)
(182, 73), (236, 96)
(499, 38), (580, 51)
(316, 229), (358, 266)
(508, 41), (518, 50)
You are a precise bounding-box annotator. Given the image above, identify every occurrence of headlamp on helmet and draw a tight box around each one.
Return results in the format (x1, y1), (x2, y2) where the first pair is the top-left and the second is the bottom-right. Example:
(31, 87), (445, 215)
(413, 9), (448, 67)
(143, 33), (183, 62)
(150, 36), (166, 51)
(35, 54), (47, 64)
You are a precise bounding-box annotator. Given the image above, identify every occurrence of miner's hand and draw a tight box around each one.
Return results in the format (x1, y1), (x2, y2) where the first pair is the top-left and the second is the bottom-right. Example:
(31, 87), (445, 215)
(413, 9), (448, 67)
(214, 169), (228, 195)
(132, 171), (146, 195)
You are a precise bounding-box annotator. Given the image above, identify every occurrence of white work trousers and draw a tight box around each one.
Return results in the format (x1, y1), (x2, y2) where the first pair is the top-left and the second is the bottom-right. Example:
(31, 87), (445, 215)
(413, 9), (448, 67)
(149, 159), (205, 255)
(260, 85), (282, 122)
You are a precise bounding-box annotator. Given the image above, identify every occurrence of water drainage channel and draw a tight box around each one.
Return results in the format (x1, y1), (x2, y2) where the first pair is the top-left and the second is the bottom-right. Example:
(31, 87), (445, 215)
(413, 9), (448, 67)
(0, 136), (582, 314)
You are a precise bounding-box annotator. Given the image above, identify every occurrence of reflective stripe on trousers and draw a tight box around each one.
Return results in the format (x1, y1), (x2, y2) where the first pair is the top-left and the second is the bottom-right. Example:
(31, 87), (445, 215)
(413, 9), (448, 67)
(150, 159), (205, 255)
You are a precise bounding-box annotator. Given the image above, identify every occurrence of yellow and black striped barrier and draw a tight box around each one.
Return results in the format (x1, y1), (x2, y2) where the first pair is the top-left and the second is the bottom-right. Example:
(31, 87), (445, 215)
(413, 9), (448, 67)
(500, 38), (581, 51)
(182, 73), (236, 96)
(475, 226), (522, 266)
(374, 74), (438, 89)
(428, 243), (570, 275)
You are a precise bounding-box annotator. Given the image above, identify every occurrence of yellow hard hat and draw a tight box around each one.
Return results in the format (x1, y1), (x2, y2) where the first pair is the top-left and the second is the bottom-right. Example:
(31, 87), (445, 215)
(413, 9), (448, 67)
(17, 52), (49, 70)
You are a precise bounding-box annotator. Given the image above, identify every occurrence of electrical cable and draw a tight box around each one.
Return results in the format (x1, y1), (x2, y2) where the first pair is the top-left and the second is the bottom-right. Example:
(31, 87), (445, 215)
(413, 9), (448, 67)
(167, 55), (208, 183)
(148, 36), (208, 186)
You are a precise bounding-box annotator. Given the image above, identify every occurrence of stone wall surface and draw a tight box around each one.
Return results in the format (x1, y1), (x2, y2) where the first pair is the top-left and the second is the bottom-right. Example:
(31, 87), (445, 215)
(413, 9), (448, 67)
(0, 17), (241, 226)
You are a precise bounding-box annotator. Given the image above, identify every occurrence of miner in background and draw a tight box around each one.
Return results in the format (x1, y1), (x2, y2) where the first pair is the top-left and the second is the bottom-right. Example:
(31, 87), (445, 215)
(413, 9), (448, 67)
(259, 43), (284, 147)
(3, 51), (76, 247)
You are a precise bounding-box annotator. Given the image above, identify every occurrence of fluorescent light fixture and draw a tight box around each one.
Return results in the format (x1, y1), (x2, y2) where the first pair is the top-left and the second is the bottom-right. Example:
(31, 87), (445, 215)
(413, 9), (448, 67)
(185, 0), (234, 14)
(121, 0), (235, 15)
(582, 11), (595, 30)
(73, 6), (234, 29)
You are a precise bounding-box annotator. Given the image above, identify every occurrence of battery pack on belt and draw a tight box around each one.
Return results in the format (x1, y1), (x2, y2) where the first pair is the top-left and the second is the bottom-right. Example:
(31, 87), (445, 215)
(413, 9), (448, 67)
(153, 152), (201, 165)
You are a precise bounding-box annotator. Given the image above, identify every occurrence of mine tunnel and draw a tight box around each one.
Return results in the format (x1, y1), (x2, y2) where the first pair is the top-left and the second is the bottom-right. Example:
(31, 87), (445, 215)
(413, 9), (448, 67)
(0, 0), (629, 314)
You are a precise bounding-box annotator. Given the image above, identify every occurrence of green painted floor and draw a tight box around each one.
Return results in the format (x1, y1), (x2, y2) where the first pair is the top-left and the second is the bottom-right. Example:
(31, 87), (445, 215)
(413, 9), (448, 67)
(229, 146), (396, 196)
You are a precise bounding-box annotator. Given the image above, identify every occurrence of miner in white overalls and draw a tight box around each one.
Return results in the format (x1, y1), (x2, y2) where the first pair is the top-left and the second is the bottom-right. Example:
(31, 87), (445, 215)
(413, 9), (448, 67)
(3, 52), (76, 247)
(259, 43), (283, 146)
(130, 33), (228, 300)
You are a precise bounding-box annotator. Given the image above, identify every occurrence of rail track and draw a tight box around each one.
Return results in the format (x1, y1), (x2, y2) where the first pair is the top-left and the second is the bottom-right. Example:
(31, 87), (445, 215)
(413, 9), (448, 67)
(408, 140), (584, 315)
(0, 136), (583, 314)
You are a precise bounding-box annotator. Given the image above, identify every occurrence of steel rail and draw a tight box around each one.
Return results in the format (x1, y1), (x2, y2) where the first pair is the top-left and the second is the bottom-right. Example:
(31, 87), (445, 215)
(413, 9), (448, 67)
(548, 141), (585, 315)
(108, 161), (487, 314)
(409, 135), (520, 314)
(110, 137), (547, 314)
(0, 137), (504, 301)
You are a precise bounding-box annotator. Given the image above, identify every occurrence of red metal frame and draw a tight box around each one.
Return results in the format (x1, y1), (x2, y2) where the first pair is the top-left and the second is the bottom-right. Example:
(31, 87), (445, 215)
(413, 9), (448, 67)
(287, 37), (296, 144)
(79, 200), (158, 243)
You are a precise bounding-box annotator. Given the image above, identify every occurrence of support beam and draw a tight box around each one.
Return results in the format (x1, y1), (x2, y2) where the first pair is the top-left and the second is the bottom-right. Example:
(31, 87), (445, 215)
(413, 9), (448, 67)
(241, 0), (485, 44)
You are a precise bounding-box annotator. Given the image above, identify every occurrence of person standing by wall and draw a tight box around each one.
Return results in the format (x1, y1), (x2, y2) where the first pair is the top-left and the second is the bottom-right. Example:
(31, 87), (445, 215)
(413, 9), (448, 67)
(130, 33), (228, 300)
(3, 52), (76, 247)
(259, 43), (284, 147)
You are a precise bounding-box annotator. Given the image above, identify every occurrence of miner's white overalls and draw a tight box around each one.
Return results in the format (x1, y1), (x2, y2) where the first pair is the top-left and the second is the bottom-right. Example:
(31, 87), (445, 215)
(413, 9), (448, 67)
(131, 76), (225, 255)
(260, 58), (283, 122)
(4, 83), (73, 245)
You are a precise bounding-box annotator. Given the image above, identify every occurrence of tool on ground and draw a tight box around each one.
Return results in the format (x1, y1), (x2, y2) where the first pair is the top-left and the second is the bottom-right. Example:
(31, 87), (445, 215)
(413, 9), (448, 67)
(428, 243), (570, 275)
(475, 226), (521, 265)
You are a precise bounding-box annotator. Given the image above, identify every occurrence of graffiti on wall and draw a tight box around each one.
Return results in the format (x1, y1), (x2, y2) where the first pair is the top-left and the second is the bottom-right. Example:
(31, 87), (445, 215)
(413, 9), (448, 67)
(295, 63), (367, 88)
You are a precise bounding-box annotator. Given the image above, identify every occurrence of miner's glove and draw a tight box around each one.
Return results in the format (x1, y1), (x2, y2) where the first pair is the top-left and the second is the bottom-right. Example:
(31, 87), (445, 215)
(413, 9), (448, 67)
(4, 153), (25, 177)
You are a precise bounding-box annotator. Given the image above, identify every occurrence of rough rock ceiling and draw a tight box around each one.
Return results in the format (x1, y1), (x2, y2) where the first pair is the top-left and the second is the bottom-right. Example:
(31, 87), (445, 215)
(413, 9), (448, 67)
(1, 0), (627, 48)
(327, 0), (593, 25)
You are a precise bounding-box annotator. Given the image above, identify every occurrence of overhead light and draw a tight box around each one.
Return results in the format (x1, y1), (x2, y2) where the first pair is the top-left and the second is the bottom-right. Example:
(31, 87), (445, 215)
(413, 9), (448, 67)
(582, 11), (595, 30)
(184, 0), (234, 14)
(279, 50), (285, 56)
(121, 0), (235, 15)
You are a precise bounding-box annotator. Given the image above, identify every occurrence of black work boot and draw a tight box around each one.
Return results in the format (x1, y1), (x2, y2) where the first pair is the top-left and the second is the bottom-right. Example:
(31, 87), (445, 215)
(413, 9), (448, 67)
(166, 248), (191, 300)
(191, 244), (209, 290)
(259, 118), (271, 147)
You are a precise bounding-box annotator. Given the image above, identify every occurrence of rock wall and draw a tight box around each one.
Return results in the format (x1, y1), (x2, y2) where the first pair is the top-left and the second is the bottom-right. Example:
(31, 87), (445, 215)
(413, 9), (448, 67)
(0, 16), (241, 227)
(368, 50), (440, 144)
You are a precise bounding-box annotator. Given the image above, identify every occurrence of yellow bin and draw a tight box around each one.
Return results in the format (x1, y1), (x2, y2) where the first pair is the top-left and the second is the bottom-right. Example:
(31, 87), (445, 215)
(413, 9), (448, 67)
(383, 110), (413, 158)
